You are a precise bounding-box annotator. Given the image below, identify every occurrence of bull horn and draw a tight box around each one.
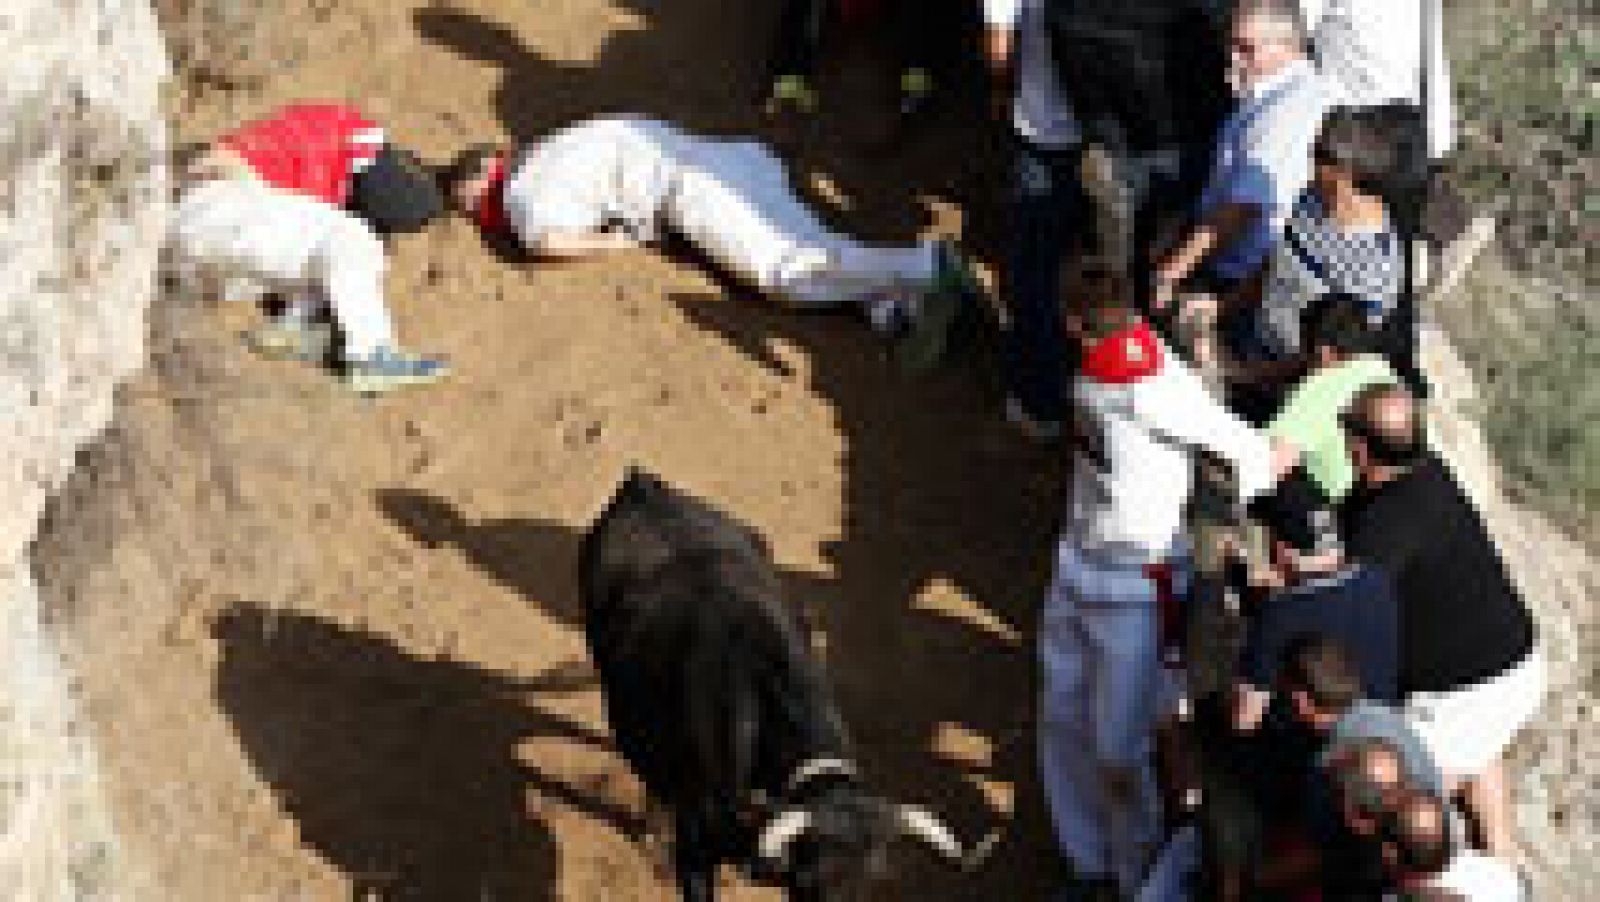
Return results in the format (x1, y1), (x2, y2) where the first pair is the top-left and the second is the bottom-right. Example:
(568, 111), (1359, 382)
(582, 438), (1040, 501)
(756, 808), (812, 861)
(895, 805), (963, 861)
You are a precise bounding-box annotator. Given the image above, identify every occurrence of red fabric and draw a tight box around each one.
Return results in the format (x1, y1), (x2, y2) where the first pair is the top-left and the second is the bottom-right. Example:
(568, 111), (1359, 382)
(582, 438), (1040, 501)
(1081, 322), (1163, 384)
(473, 152), (513, 238)
(218, 103), (381, 205)
(1144, 562), (1183, 665)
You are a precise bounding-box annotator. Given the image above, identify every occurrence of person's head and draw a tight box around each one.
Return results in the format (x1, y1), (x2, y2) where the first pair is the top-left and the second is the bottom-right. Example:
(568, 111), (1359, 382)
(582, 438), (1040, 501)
(347, 144), (446, 235)
(1252, 469), (1343, 583)
(440, 144), (506, 215)
(1279, 633), (1364, 729)
(1379, 788), (1455, 884)
(1342, 383), (1426, 483)
(1300, 292), (1381, 369)
(1313, 106), (1402, 201)
(1228, 0), (1309, 91)
(1060, 263), (1138, 346)
(1329, 739), (1410, 836)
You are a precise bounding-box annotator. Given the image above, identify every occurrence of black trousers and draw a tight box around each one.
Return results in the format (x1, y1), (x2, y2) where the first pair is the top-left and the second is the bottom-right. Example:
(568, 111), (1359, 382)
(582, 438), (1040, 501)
(767, 0), (971, 84)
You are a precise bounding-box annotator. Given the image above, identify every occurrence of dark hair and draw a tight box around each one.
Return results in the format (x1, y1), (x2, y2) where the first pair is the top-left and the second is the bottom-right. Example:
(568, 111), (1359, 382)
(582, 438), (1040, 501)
(439, 144), (503, 193)
(1279, 633), (1363, 713)
(1314, 106), (1406, 199)
(1250, 467), (1340, 556)
(1381, 790), (1455, 878)
(1301, 292), (1381, 357)
(1341, 383), (1426, 468)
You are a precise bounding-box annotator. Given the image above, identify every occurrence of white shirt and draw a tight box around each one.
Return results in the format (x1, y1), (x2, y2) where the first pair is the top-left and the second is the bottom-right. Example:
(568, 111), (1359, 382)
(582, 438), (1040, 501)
(1385, 850), (1525, 901)
(1065, 336), (1275, 561)
(504, 115), (687, 247)
(1300, 0), (1455, 158)
(1198, 58), (1329, 281)
(983, 0), (1080, 149)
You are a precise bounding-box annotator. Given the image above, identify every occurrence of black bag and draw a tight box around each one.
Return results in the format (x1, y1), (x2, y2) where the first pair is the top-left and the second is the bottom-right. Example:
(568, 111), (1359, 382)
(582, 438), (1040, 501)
(1046, 0), (1230, 154)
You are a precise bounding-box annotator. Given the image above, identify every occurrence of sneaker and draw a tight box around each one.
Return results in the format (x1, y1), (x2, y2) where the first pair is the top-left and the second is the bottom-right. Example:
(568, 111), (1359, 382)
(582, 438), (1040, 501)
(343, 347), (451, 396)
(1004, 396), (1063, 441)
(897, 67), (934, 119)
(895, 241), (976, 373)
(764, 74), (818, 116)
(241, 317), (333, 362)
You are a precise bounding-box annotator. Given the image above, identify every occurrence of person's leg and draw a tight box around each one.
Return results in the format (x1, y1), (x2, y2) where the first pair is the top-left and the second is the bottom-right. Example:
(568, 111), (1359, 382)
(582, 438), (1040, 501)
(1039, 550), (1113, 880)
(1001, 141), (1077, 430)
(316, 213), (397, 360)
(1460, 760), (1520, 859)
(665, 140), (934, 308)
(767, 0), (827, 110)
(1088, 600), (1164, 894)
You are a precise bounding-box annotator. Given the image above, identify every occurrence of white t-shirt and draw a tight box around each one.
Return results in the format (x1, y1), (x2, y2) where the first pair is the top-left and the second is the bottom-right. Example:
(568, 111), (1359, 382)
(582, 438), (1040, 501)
(503, 115), (686, 248)
(982, 0), (1080, 150)
(1065, 336), (1275, 561)
(1385, 850), (1525, 901)
(1299, 0), (1455, 158)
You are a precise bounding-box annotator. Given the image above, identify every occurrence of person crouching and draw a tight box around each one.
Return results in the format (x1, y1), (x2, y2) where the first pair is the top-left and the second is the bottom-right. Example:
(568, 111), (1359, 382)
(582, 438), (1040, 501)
(170, 102), (448, 395)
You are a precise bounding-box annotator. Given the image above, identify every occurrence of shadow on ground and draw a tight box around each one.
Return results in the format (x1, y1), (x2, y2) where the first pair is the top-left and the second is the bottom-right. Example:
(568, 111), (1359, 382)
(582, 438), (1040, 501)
(213, 603), (629, 900)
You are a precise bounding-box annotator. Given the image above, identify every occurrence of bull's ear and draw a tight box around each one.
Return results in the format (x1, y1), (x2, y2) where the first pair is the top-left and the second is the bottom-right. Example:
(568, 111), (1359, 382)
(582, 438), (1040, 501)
(756, 808), (812, 862)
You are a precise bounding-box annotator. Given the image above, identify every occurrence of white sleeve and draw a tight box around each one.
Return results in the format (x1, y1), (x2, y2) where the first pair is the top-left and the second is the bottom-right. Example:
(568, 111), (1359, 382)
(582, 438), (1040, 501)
(503, 163), (604, 247)
(982, 0), (1022, 29)
(1135, 357), (1277, 503)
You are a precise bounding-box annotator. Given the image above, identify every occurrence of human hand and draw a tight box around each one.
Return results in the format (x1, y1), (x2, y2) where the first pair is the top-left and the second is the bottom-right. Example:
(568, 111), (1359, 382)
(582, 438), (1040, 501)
(1232, 684), (1272, 732)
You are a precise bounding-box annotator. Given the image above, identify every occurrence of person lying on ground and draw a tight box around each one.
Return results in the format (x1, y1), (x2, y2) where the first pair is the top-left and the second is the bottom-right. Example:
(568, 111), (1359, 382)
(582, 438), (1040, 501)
(1379, 789), (1527, 902)
(441, 114), (979, 371)
(1339, 384), (1545, 866)
(172, 102), (449, 395)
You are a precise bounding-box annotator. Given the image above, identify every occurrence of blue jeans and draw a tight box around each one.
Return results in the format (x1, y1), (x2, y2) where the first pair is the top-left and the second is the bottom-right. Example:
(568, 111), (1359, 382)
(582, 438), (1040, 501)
(1001, 139), (1083, 426)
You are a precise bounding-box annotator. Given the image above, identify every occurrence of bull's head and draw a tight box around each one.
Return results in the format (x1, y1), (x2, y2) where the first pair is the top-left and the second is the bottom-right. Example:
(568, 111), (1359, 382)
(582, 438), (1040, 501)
(750, 779), (996, 901)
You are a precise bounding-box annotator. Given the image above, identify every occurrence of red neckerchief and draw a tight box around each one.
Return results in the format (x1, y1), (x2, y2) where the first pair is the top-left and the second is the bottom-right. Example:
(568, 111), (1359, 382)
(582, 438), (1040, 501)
(1081, 321), (1163, 384)
(474, 152), (512, 237)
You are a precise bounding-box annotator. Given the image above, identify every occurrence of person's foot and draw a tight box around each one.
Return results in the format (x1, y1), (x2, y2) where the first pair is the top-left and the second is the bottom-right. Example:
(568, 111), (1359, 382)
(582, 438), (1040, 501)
(764, 74), (818, 116)
(1004, 396), (1063, 441)
(241, 317), (333, 362)
(343, 347), (451, 396)
(897, 67), (934, 120)
(895, 241), (977, 372)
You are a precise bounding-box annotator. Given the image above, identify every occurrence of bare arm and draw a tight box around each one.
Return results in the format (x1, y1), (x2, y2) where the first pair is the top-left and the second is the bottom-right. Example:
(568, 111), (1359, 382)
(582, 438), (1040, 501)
(1152, 203), (1261, 306)
(526, 228), (640, 261)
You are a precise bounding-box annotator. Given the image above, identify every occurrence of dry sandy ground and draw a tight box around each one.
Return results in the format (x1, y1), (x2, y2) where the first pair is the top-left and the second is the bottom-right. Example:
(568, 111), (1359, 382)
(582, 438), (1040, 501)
(33, 1), (1072, 898)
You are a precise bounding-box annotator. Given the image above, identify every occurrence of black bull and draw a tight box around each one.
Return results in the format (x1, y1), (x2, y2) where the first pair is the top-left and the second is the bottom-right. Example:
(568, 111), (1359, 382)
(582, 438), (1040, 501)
(580, 469), (991, 901)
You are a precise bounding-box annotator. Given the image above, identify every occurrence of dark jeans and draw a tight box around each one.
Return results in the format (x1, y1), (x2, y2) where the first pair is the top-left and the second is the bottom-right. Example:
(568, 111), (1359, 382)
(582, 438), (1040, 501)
(1001, 138), (1085, 426)
(768, 0), (965, 84)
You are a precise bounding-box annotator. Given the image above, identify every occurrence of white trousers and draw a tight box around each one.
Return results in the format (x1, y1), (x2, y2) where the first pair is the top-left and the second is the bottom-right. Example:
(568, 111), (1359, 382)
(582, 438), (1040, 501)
(1039, 541), (1167, 891)
(662, 138), (936, 307)
(169, 177), (396, 358)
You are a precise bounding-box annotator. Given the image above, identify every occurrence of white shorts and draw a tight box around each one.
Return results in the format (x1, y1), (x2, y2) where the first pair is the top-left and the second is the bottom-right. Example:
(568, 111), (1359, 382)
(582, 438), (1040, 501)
(1405, 646), (1546, 778)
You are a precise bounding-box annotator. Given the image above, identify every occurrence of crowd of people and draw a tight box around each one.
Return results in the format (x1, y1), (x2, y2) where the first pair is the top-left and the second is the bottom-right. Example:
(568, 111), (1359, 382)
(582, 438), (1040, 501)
(165, 1), (1541, 899)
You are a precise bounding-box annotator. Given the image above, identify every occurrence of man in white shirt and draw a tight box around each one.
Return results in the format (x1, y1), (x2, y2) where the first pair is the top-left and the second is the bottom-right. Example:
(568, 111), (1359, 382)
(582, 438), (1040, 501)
(443, 115), (975, 370)
(1299, 0), (1454, 160)
(982, 0), (1083, 435)
(1040, 274), (1286, 895)
(1154, 0), (1329, 307)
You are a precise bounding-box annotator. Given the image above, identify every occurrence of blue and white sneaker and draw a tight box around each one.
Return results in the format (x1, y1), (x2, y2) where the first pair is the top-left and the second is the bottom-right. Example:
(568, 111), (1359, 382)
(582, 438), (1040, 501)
(241, 316), (333, 362)
(343, 347), (451, 396)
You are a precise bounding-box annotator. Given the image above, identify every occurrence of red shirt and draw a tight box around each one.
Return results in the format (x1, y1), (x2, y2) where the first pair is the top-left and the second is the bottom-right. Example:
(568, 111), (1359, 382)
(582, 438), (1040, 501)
(218, 103), (383, 206)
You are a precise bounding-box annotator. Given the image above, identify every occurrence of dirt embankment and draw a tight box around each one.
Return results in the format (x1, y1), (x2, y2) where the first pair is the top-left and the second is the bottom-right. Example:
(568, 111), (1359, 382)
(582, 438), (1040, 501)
(35, 1), (1066, 898)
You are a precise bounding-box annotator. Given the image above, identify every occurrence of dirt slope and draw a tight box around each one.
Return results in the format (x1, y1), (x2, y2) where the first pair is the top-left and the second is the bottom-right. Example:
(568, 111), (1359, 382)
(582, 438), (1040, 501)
(34, 1), (1068, 898)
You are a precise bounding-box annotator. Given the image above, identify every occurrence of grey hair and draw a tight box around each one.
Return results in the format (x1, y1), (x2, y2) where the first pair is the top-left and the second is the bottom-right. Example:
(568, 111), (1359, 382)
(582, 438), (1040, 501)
(1231, 0), (1310, 48)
